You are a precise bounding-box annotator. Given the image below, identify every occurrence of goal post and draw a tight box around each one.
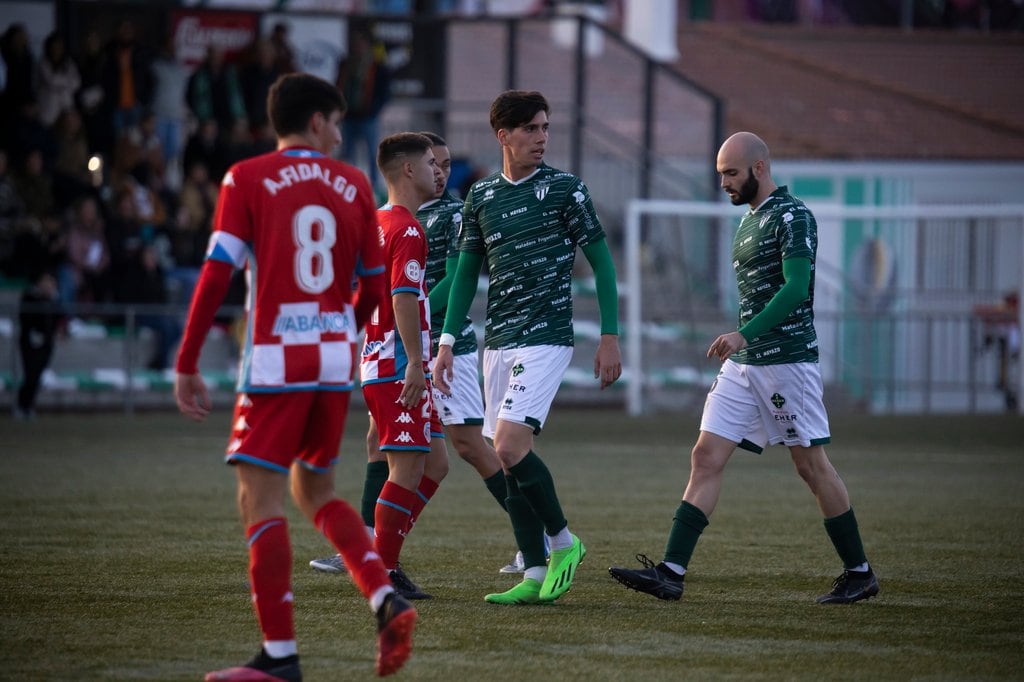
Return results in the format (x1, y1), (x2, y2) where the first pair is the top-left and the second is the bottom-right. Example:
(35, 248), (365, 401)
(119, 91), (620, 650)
(623, 199), (1024, 416)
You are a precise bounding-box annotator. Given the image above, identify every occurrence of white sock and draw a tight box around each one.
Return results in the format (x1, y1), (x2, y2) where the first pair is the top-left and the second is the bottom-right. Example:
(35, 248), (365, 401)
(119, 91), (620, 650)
(365, 525), (375, 540)
(546, 527), (573, 551)
(848, 562), (869, 573)
(662, 561), (685, 577)
(525, 566), (547, 583)
(263, 640), (297, 658)
(369, 585), (393, 613)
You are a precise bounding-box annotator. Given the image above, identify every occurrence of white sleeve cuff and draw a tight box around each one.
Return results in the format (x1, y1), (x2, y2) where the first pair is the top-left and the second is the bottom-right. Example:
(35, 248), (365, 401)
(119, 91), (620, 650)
(438, 333), (456, 347)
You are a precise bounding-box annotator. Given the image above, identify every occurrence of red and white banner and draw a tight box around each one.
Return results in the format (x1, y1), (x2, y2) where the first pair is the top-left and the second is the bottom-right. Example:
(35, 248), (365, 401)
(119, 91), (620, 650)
(171, 10), (259, 66)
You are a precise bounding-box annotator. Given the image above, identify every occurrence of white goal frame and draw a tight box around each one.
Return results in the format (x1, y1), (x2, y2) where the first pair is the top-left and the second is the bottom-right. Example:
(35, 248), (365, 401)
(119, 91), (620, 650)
(623, 199), (1024, 416)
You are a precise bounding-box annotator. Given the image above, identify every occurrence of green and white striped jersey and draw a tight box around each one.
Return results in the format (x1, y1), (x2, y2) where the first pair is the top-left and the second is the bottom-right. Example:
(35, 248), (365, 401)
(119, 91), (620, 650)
(460, 164), (606, 349)
(418, 190), (477, 357)
(732, 186), (819, 365)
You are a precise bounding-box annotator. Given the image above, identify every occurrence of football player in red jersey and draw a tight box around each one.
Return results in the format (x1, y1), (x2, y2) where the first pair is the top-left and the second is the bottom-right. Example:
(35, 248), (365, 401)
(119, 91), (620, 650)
(360, 132), (446, 600)
(174, 73), (415, 680)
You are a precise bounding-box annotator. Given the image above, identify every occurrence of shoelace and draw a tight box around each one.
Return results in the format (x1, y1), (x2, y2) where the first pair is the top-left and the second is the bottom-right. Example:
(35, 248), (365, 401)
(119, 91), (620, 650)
(634, 553), (657, 570)
(831, 570), (855, 590)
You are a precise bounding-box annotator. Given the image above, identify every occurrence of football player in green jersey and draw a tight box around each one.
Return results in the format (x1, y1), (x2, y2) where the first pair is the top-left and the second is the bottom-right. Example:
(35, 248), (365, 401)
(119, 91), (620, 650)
(609, 132), (879, 605)
(310, 132), (530, 576)
(434, 90), (622, 604)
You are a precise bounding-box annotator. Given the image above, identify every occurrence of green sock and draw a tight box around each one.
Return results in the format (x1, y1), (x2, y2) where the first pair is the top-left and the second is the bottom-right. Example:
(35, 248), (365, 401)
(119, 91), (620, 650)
(824, 508), (868, 569)
(483, 470), (508, 512)
(508, 451), (568, 537)
(360, 461), (389, 527)
(505, 476), (546, 568)
(663, 501), (709, 569)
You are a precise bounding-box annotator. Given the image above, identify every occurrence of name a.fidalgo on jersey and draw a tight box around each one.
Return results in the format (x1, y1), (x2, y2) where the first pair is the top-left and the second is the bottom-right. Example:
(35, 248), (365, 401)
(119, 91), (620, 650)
(262, 162), (359, 202)
(273, 311), (351, 335)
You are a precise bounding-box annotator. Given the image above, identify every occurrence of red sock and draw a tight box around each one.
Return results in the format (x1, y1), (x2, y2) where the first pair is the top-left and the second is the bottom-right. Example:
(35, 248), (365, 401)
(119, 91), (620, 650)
(246, 518), (294, 642)
(374, 481), (419, 569)
(407, 476), (441, 532)
(314, 499), (390, 598)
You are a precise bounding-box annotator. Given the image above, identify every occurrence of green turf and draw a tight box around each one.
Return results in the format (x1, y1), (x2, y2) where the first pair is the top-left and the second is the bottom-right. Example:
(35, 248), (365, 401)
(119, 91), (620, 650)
(1, 410), (1022, 681)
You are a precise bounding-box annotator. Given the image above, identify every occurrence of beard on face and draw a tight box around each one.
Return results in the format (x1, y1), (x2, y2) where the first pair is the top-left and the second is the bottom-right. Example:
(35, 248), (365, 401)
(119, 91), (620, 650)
(729, 168), (759, 205)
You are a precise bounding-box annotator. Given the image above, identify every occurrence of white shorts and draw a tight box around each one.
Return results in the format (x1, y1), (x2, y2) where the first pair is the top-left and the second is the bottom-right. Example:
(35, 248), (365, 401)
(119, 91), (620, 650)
(700, 359), (831, 454)
(482, 345), (573, 438)
(432, 351), (485, 427)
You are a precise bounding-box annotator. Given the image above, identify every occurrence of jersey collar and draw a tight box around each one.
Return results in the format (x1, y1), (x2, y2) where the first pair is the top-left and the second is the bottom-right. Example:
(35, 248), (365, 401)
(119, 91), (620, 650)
(750, 185), (789, 214)
(501, 164), (546, 186)
(280, 146), (325, 158)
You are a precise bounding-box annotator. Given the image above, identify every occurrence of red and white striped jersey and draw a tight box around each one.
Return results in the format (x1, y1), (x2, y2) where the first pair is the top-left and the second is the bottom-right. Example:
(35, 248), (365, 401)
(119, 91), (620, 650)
(207, 146), (383, 391)
(360, 204), (431, 385)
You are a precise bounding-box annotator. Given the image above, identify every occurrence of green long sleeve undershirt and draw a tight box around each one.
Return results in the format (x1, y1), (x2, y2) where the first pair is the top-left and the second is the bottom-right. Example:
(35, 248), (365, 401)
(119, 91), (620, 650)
(428, 255), (459, 314)
(738, 257), (811, 342)
(442, 251), (484, 337)
(581, 238), (619, 336)
(441, 238), (620, 338)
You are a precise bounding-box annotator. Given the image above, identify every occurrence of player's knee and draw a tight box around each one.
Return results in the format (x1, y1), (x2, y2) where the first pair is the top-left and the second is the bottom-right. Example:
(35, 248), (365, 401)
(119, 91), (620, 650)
(690, 442), (727, 479)
(424, 451), (450, 482)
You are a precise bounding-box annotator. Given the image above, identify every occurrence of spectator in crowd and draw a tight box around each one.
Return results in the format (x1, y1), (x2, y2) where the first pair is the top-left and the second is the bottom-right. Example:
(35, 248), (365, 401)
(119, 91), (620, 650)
(0, 148), (26, 238)
(35, 31), (81, 128)
(62, 194), (110, 306)
(337, 28), (391, 190)
(105, 185), (145, 272)
(50, 108), (94, 210)
(101, 19), (154, 140)
(168, 159), (216, 305)
(7, 98), (57, 171)
(76, 28), (111, 158)
(16, 270), (61, 419)
(240, 38), (284, 136)
(9, 213), (66, 285)
(150, 36), (191, 187)
(13, 148), (57, 222)
(117, 243), (180, 371)
(112, 110), (165, 188)
(1, 23), (36, 136)
(187, 45), (246, 137)
(183, 118), (230, 183)
(269, 22), (297, 74)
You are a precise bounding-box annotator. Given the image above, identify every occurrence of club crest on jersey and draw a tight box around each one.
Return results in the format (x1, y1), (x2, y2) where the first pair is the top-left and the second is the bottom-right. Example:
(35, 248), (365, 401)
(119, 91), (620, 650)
(426, 214), (438, 228)
(534, 180), (550, 201)
(404, 260), (422, 282)
(572, 190), (585, 204)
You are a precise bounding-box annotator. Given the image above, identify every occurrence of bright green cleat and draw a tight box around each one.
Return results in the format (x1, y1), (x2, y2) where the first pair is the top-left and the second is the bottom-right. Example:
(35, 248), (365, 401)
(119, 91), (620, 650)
(539, 534), (585, 602)
(484, 578), (543, 605)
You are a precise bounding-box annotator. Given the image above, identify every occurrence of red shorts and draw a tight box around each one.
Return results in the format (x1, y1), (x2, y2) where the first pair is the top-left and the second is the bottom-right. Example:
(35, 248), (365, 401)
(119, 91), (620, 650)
(363, 379), (441, 453)
(225, 390), (352, 473)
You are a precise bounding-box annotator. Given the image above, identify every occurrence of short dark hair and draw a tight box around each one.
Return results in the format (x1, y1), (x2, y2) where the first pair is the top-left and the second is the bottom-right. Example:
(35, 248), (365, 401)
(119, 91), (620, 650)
(377, 132), (433, 177)
(267, 73), (346, 138)
(417, 131), (447, 147)
(489, 90), (549, 132)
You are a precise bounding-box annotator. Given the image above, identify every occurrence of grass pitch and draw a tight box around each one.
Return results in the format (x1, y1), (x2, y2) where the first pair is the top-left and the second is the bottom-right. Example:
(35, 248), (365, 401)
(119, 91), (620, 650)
(1, 408), (1022, 681)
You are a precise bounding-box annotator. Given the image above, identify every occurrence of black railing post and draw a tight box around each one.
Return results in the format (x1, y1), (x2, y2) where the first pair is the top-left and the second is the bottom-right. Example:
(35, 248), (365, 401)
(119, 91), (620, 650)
(571, 16), (586, 175)
(640, 57), (654, 199)
(506, 19), (518, 90)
